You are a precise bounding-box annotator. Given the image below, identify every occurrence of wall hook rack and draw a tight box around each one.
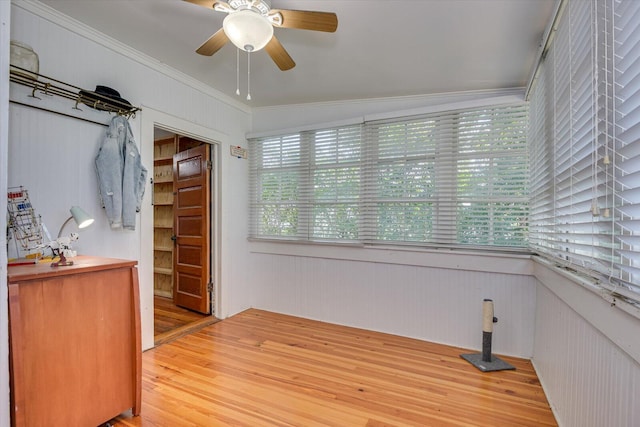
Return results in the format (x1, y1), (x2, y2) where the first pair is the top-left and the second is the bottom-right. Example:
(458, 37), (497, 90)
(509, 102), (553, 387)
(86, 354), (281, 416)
(9, 65), (141, 121)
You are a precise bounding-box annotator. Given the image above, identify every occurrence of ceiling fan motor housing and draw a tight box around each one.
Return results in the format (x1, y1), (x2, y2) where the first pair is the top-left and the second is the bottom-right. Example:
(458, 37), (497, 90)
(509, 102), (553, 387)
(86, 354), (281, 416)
(228, 0), (271, 14)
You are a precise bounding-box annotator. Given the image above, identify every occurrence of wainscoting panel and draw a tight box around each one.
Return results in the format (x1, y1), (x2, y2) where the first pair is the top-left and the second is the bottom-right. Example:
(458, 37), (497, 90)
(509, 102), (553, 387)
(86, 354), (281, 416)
(533, 281), (640, 427)
(247, 252), (537, 358)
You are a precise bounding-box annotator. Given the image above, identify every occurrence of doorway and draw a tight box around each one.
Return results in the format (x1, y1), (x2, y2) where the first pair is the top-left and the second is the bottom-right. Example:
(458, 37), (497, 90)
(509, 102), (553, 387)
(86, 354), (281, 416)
(152, 127), (218, 345)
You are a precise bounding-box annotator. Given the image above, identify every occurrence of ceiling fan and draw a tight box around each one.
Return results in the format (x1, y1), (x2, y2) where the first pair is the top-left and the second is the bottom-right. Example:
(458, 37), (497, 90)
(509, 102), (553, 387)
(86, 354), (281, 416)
(184, 0), (338, 71)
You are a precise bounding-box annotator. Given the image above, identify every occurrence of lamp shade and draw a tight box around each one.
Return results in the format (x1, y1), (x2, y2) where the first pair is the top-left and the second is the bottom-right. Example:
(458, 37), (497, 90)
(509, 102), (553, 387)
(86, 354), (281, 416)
(57, 206), (95, 238)
(223, 10), (274, 52)
(70, 206), (94, 229)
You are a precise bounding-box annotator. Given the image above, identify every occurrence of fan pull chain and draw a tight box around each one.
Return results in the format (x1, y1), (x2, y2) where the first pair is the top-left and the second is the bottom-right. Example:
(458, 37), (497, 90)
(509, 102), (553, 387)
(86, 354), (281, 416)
(246, 50), (252, 101)
(235, 48), (240, 96)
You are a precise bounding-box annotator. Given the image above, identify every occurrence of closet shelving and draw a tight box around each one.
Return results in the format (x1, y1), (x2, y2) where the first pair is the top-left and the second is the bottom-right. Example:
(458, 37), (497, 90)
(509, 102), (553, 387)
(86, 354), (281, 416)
(153, 136), (177, 298)
(152, 136), (204, 299)
(9, 64), (140, 118)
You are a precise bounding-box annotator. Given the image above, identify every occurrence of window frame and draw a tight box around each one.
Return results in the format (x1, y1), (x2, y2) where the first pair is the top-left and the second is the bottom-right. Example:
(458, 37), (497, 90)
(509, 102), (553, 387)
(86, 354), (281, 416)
(249, 102), (530, 252)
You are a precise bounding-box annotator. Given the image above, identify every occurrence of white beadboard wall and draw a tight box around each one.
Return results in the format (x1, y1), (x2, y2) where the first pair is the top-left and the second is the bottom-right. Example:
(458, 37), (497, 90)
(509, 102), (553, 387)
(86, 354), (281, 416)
(533, 264), (640, 427)
(246, 252), (537, 358)
(8, 2), (252, 350)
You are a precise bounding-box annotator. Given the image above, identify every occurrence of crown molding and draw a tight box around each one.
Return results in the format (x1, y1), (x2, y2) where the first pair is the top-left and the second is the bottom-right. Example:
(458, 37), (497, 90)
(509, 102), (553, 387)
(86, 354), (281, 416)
(12, 0), (251, 115)
(252, 87), (525, 114)
(249, 88), (525, 138)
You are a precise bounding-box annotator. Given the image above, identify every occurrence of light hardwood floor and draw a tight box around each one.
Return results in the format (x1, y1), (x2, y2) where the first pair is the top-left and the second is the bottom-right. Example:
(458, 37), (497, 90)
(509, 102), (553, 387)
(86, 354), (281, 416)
(153, 296), (219, 346)
(114, 309), (557, 426)
(154, 295), (208, 336)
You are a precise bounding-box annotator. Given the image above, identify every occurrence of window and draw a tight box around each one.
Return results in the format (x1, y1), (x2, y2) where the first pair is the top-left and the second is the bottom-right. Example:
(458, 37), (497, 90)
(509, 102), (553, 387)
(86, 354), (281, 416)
(456, 109), (529, 246)
(249, 133), (305, 238)
(311, 127), (362, 240)
(249, 103), (529, 250)
(528, 0), (640, 304)
(364, 116), (442, 244)
(363, 105), (529, 247)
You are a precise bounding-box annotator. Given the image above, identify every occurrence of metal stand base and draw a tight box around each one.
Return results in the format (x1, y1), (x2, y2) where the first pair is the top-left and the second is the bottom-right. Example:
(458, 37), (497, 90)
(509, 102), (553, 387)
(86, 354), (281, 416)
(460, 353), (515, 372)
(50, 251), (73, 267)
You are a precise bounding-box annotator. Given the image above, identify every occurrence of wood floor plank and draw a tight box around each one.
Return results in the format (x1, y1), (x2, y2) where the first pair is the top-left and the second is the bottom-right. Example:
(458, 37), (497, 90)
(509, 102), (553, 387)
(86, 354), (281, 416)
(154, 296), (208, 336)
(112, 309), (556, 426)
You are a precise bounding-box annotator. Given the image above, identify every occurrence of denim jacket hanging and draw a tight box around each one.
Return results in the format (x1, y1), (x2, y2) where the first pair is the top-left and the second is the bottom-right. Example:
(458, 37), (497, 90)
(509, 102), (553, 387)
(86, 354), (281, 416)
(95, 115), (147, 230)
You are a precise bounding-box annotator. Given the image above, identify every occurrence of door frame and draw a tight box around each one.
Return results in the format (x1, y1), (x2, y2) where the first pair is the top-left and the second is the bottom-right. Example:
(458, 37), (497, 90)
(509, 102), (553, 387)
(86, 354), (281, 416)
(140, 107), (225, 350)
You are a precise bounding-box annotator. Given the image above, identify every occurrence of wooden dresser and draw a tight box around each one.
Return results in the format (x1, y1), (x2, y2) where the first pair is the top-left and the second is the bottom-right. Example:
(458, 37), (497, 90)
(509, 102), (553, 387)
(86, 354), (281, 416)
(8, 256), (142, 427)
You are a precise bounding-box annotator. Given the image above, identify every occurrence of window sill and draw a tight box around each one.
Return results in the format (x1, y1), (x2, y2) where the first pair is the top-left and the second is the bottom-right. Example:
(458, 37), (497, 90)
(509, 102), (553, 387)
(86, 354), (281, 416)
(248, 239), (534, 275)
(532, 256), (640, 318)
(532, 256), (640, 364)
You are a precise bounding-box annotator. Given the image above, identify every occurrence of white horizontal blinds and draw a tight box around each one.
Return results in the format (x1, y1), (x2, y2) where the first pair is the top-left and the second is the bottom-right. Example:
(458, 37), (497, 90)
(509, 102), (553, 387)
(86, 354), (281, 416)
(310, 126), (362, 241)
(249, 133), (307, 239)
(529, 0), (640, 304)
(557, 0), (600, 268)
(362, 114), (450, 244)
(363, 103), (529, 248)
(456, 105), (529, 247)
(550, 0), (575, 261)
(529, 0), (594, 262)
(611, 0), (640, 296)
(529, 50), (554, 253)
(250, 102), (528, 248)
(249, 125), (363, 242)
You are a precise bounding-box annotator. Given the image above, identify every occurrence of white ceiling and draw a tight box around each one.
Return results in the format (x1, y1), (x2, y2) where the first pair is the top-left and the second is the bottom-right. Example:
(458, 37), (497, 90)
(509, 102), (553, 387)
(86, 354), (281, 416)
(38, 0), (557, 108)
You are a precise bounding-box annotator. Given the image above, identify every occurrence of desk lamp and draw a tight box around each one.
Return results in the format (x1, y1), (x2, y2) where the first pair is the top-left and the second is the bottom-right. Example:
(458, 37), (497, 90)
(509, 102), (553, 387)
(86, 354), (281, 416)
(51, 206), (94, 267)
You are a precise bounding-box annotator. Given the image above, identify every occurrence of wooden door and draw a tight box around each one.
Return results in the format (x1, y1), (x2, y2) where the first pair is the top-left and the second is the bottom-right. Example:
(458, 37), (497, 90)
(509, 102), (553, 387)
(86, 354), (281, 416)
(172, 144), (211, 314)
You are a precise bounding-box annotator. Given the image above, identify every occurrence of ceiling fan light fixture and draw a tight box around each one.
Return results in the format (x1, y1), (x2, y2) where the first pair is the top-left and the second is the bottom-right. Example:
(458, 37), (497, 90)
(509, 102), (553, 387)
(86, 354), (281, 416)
(223, 10), (273, 52)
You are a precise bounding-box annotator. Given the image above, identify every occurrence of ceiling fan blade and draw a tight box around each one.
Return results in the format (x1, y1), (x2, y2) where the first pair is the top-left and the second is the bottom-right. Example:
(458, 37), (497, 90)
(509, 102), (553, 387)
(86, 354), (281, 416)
(196, 29), (229, 56)
(271, 9), (338, 32)
(182, 0), (216, 9)
(265, 36), (296, 71)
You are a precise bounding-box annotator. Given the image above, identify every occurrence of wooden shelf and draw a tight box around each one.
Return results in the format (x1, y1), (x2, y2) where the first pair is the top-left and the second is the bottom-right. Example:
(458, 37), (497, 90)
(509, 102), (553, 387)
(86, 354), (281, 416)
(153, 180), (173, 206)
(154, 138), (176, 158)
(154, 136), (176, 298)
(153, 164), (173, 184)
(154, 228), (173, 249)
(154, 156), (173, 163)
(153, 289), (172, 299)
